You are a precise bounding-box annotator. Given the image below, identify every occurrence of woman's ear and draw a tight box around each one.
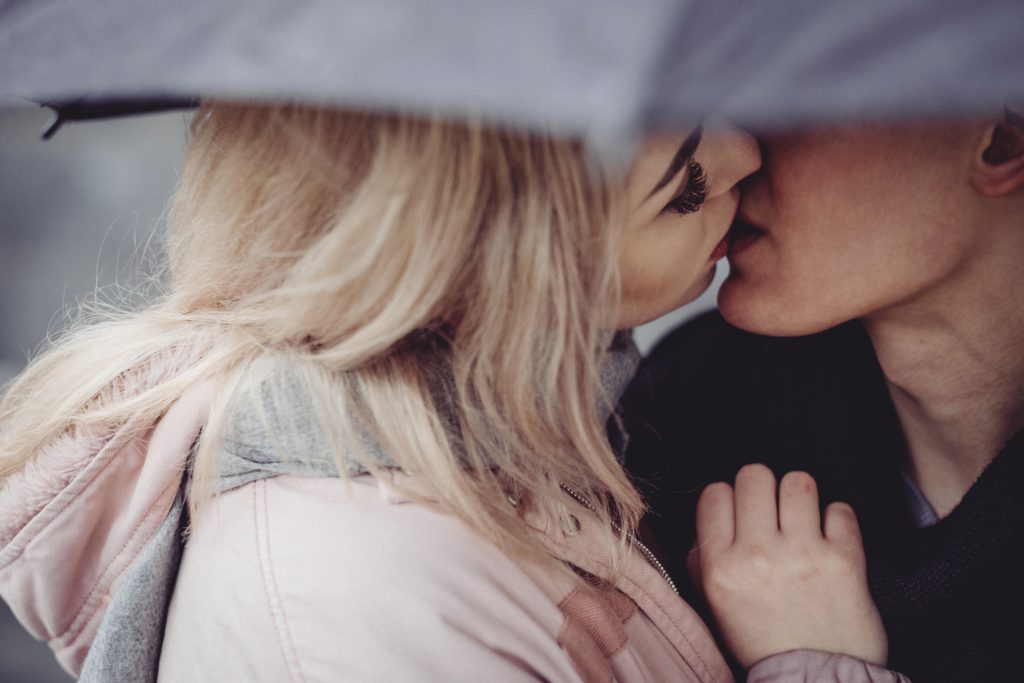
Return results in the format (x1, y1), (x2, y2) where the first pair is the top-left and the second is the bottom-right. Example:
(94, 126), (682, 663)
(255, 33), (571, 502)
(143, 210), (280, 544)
(972, 108), (1024, 197)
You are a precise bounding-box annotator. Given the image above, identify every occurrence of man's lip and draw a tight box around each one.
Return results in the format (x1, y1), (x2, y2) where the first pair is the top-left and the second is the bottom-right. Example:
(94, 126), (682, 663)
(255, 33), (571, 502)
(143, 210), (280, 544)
(733, 213), (768, 233)
(728, 216), (767, 256)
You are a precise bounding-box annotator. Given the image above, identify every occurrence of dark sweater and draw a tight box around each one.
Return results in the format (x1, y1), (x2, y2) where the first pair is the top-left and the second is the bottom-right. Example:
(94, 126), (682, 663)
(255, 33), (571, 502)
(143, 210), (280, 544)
(622, 311), (1024, 683)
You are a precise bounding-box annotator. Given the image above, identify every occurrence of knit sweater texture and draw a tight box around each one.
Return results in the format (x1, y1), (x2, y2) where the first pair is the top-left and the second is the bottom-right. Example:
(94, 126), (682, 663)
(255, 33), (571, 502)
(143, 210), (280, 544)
(623, 311), (1024, 683)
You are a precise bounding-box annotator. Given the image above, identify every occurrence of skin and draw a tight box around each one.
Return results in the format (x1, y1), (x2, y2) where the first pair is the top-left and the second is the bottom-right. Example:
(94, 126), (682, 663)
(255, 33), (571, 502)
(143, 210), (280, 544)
(616, 126), (760, 328)
(719, 118), (1024, 517)
(619, 127), (891, 667)
(695, 465), (887, 668)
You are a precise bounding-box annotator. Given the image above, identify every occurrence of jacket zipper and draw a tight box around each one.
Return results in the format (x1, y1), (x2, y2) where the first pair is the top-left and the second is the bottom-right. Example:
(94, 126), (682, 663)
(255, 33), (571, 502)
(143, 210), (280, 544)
(559, 483), (678, 595)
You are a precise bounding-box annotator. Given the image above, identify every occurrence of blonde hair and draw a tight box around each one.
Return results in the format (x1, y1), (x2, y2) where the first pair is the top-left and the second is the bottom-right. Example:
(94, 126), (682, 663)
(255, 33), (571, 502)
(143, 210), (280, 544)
(0, 101), (642, 572)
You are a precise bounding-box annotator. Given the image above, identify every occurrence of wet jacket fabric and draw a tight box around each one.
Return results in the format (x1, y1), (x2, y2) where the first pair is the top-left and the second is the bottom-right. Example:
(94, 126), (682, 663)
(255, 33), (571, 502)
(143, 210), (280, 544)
(624, 310), (1022, 682)
(0, 340), (909, 682)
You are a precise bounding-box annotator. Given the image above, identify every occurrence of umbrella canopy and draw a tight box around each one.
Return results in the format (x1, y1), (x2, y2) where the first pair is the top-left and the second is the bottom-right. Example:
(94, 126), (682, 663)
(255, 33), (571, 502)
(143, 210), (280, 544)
(1, 0), (1022, 145)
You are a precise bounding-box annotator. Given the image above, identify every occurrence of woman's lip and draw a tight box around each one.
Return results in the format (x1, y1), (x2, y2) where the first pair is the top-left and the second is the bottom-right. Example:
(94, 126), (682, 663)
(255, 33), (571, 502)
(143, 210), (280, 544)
(710, 236), (730, 261)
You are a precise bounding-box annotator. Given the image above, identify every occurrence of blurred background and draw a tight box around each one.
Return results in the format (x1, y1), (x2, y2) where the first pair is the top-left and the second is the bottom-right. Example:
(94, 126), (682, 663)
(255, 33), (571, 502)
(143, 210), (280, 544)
(0, 104), (720, 680)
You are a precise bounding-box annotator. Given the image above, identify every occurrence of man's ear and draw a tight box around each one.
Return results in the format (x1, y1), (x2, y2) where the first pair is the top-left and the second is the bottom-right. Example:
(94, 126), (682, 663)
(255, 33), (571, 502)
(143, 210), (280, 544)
(972, 108), (1024, 197)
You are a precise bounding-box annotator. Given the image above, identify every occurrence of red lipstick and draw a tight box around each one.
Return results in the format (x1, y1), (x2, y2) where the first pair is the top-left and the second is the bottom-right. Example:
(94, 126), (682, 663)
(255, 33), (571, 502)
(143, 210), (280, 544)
(710, 237), (729, 261)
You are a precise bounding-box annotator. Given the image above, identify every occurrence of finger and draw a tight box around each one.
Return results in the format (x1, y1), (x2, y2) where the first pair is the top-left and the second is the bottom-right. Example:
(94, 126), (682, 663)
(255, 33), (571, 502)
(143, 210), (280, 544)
(778, 471), (823, 539)
(733, 463), (779, 543)
(695, 481), (735, 562)
(686, 542), (713, 610)
(686, 543), (703, 594)
(823, 501), (863, 547)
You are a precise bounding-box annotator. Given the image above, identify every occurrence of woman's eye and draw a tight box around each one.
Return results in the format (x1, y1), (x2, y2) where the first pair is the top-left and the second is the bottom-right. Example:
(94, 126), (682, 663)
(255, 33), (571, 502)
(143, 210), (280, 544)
(665, 159), (708, 215)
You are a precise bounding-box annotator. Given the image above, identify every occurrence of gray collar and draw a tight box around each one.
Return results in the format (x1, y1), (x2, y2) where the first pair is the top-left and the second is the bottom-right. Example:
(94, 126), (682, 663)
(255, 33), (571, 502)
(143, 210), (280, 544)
(219, 333), (641, 492)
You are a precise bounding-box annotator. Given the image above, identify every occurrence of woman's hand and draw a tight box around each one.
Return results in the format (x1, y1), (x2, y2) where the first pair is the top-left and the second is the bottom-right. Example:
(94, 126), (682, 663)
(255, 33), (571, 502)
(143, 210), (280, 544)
(692, 464), (887, 669)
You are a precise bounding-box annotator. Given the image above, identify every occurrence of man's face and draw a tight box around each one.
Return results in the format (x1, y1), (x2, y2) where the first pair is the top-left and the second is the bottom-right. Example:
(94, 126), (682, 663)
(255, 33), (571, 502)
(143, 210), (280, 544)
(718, 122), (984, 336)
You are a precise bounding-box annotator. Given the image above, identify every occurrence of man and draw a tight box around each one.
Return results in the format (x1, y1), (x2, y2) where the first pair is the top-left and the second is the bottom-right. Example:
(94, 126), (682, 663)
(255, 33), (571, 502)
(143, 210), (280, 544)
(624, 110), (1024, 682)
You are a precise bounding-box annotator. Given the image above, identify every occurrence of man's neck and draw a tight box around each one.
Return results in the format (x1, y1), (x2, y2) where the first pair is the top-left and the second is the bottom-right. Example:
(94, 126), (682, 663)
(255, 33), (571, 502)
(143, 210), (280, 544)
(864, 265), (1024, 518)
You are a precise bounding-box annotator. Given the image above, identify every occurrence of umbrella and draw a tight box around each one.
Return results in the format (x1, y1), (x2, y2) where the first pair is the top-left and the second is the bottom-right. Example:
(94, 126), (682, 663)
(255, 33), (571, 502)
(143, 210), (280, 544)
(1, 0), (1022, 147)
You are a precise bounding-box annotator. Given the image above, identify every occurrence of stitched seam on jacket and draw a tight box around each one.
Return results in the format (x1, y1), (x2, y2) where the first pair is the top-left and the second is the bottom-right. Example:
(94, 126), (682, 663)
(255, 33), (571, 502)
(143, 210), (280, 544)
(1, 370), (208, 567)
(563, 539), (718, 683)
(253, 480), (308, 683)
(619, 574), (716, 683)
(0, 424), (138, 569)
(606, 608), (637, 658)
(55, 474), (181, 644)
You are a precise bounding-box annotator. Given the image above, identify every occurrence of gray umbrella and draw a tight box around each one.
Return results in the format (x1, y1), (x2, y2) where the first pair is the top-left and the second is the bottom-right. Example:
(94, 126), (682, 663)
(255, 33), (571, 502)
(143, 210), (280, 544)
(1, 0), (1022, 146)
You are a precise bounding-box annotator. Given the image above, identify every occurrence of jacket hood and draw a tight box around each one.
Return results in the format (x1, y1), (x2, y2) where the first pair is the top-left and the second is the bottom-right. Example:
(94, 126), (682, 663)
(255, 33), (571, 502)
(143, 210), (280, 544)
(0, 352), (211, 677)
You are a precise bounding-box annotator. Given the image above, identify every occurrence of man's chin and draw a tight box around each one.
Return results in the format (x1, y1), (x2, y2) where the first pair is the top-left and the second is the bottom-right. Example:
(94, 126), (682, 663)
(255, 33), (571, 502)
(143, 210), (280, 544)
(717, 274), (841, 338)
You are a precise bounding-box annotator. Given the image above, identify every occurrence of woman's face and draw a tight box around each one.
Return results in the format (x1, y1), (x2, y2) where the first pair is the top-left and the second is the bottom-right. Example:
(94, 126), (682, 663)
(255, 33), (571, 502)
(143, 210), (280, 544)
(617, 125), (761, 328)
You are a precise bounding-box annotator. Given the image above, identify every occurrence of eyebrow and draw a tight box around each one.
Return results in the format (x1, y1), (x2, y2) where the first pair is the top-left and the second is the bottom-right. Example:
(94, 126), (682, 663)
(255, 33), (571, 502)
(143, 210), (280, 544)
(647, 124), (704, 198)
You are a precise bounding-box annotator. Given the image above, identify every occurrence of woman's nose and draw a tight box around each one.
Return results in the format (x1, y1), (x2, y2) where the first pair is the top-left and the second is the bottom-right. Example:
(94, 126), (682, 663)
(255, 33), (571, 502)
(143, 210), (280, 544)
(701, 125), (762, 198)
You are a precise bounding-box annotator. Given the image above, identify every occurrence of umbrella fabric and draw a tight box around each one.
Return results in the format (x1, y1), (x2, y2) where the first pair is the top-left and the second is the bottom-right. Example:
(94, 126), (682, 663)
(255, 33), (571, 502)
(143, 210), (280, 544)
(0, 0), (1022, 147)
(647, 1), (1024, 129)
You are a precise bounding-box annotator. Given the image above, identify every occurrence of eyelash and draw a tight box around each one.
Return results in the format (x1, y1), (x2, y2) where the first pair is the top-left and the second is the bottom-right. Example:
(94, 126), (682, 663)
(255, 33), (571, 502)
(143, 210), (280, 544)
(666, 159), (708, 215)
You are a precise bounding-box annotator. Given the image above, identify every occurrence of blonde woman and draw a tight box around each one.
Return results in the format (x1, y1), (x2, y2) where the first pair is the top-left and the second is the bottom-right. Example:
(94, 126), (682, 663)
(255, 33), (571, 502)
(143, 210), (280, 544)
(0, 103), (904, 682)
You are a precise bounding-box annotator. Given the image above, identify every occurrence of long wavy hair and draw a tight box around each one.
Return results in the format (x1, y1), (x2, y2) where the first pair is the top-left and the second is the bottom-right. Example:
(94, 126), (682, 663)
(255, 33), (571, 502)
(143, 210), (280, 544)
(0, 101), (642, 571)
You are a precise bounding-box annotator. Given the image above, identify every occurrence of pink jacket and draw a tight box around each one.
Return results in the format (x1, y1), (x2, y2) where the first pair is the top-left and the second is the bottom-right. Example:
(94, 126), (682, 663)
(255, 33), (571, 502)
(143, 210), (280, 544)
(0, 367), (910, 682)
